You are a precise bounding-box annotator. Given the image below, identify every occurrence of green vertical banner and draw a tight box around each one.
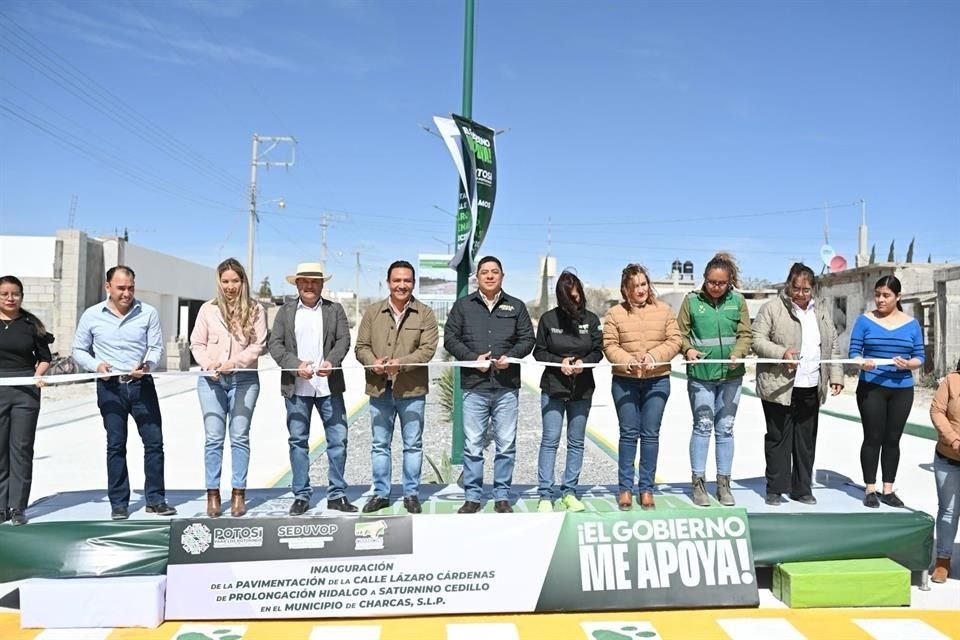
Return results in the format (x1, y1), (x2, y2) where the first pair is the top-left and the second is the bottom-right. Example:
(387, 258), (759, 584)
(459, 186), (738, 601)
(433, 114), (497, 270)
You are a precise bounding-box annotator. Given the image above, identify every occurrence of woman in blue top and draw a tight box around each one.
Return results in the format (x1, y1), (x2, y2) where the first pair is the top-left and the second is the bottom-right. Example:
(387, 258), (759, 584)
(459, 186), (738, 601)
(849, 275), (925, 508)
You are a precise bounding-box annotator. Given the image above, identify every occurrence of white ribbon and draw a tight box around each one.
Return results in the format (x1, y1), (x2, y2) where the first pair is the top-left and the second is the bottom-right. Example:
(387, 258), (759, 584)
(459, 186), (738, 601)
(0, 357), (898, 387)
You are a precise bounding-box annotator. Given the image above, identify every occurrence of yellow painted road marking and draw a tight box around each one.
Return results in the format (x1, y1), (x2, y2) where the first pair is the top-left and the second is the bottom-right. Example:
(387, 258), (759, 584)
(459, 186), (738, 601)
(3, 610), (959, 640)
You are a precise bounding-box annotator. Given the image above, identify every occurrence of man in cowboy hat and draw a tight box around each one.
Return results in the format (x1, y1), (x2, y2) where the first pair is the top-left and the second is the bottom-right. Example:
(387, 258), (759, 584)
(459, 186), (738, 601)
(268, 262), (357, 515)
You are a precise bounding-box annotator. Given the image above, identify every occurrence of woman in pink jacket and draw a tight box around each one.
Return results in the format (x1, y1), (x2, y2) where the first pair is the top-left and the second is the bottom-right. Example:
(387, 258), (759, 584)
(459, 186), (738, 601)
(190, 258), (267, 517)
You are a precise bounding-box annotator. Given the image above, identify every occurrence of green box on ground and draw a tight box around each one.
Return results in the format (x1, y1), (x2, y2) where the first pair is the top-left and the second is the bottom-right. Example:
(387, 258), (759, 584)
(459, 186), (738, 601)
(773, 558), (910, 608)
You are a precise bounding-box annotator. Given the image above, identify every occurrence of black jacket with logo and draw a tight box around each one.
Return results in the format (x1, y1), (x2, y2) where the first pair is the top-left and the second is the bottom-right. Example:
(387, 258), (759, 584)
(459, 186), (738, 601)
(443, 290), (535, 390)
(533, 307), (604, 400)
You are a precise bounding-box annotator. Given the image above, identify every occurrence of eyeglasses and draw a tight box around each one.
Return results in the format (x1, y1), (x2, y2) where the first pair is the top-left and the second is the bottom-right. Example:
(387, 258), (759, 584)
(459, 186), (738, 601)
(0, 292), (23, 299)
(706, 280), (729, 288)
(792, 287), (813, 295)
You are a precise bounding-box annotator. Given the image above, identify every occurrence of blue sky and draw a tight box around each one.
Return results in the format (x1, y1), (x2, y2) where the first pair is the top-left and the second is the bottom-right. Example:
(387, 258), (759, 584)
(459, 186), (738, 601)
(1, 0), (957, 301)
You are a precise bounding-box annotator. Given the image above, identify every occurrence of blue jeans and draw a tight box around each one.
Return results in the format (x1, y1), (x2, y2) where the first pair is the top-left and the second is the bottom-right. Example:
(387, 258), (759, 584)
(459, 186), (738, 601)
(369, 387), (426, 498)
(284, 394), (348, 500)
(538, 394), (590, 499)
(462, 388), (519, 502)
(934, 452), (960, 559)
(197, 372), (260, 490)
(688, 377), (742, 476)
(96, 377), (165, 507)
(612, 376), (671, 493)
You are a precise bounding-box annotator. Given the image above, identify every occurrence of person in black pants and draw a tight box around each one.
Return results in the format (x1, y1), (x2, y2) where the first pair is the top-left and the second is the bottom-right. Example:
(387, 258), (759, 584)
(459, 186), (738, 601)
(0, 275), (52, 526)
(752, 263), (843, 506)
(532, 270), (604, 513)
(849, 275), (925, 508)
(72, 266), (176, 521)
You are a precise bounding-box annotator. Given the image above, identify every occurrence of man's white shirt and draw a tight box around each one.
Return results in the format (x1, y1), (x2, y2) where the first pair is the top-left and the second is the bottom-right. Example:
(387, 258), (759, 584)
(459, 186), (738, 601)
(294, 298), (331, 397)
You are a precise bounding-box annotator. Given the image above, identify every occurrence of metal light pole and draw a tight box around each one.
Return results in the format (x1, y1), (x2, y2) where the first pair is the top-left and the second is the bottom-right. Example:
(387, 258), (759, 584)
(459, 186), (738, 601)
(451, 0), (475, 465)
(246, 133), (297, 287)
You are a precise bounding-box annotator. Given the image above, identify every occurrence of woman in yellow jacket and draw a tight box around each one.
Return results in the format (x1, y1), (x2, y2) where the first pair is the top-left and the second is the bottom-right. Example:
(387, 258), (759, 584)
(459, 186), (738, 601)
(603, 264), (682, 511)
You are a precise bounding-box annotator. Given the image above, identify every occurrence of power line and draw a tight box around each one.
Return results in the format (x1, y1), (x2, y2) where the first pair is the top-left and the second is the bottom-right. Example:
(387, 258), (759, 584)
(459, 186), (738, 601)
(0, 10), (249, 197)
(495, 202), (863, 227)
(0, 100), (238, 212)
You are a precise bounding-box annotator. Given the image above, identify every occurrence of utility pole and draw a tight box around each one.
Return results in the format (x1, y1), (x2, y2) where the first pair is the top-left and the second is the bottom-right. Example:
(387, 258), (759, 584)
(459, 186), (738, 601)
(319, 214), (346, 272)
(247, 133), (296, 287)
(354, 250), (362, 329)
(451, 0), (476, 465)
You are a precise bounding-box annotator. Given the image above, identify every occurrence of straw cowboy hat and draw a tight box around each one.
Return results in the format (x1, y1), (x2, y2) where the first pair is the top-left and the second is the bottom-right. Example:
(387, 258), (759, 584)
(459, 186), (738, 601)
(286, 262), (333, 285)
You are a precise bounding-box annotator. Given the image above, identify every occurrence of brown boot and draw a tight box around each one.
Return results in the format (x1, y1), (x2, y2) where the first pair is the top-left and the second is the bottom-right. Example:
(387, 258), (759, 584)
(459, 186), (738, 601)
(618, 490), (633, 511)
(206, 490), (221, 518)
(230, 488), (246, 517)
(931, 557), (950, 584)
(640, 491), (655, 510)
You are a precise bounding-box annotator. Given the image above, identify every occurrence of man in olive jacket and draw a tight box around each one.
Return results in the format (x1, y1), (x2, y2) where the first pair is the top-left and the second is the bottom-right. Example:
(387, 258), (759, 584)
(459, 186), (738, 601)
(355, 260), (438, 514)
(269, 262), (356, 516)
(444, 256), (535, 514)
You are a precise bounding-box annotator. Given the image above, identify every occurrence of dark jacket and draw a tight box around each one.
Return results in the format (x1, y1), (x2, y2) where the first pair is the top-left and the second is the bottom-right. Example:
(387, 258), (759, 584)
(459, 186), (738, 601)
(443, 290), (535, 390)
(534, 307), (603, 400)
(268, 297), (350, 398)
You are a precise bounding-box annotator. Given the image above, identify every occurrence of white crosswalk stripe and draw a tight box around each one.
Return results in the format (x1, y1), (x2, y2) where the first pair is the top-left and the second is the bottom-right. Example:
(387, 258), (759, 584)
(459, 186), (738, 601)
(308, 625), (382, 640)
(718, 617), (807, 640)
(446, 623), (520, 640)
(33, 630), (113, 640)
(853, 618), (952, 640)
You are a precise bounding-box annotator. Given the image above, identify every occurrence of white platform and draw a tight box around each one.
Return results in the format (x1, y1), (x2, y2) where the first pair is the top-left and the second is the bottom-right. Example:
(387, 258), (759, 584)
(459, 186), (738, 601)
(20, 575), (166, 629)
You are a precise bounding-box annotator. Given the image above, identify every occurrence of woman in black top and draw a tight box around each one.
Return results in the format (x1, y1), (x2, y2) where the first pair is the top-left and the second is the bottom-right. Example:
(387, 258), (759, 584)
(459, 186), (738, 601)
(0, 275), (53, 525)
(533, 270), (604, 512)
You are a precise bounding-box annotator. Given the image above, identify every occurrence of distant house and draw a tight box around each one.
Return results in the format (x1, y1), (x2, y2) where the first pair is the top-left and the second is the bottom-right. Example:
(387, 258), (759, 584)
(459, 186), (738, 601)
(816, 262), (960, 378)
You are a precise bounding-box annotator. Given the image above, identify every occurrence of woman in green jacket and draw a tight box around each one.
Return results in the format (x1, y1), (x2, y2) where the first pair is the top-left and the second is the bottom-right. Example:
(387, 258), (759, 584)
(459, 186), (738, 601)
(676, 252), (752, 507)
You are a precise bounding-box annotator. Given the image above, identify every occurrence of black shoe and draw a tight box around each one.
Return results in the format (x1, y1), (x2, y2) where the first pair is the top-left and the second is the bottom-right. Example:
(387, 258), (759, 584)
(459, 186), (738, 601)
(403, 496), (422, 514)
(790, 494), (817, 505)
(9, 509), (27, 525)
(111, 506), (129, 520)
(362, 496), (391, 513)
(863, 491), (880, 508)
(458, 500), (481, 514)
(765, 492), (783, 506)
(289, 498), (310, 516)
(327, 497), (358, 513)
(146, 502), (177, 516)
(0, 509), (8, 524)
(880, 492), (905, 508)
(494, 500), (513, 514)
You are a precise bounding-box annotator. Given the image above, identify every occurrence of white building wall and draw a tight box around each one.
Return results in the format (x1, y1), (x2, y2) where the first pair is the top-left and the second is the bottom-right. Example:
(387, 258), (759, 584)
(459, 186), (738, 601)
(2, 231), (215, 367)
(0, 236), (56, 277)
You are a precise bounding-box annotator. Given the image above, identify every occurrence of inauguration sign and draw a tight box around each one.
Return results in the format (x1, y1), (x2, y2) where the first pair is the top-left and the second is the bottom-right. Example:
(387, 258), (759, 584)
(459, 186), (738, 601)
(433, 114), (497, 271)
(165, 510), (757, 620)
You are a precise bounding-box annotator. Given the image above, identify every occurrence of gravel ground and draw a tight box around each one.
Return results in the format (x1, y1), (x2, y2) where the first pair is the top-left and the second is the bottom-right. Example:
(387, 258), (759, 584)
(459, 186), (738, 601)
(309, 368), (616, 495)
